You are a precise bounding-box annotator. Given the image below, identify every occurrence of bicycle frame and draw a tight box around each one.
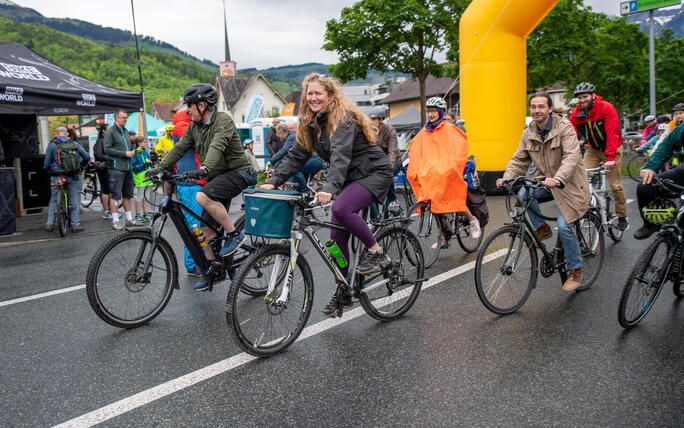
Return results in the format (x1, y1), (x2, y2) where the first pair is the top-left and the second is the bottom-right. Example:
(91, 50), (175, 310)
(586, 167), (613, 229)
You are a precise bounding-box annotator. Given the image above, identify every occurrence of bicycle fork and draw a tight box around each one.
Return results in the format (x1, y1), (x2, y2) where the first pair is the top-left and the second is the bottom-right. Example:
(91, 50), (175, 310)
(266, 232), (303, 305)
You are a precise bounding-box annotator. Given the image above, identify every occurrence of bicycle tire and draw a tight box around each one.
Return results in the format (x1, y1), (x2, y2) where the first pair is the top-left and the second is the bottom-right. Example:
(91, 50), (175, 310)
(86, 230), (177, 328)
(408, 203), (440, 268)
(228, 214), (265, 294)
(455, 213), (485, 253)
(627, 153), (646, 182)
(226, 244), (314, 357)
(81, 174), (97, 208)
(56, 188), (68, 237)
(475, 225), (538, 315)
(618, 234), (673, 328)
(575, 211), (604, 291)
(357, 226), (424, 321)
(605, 194), (623, 242)
(395, 186), (412, 218)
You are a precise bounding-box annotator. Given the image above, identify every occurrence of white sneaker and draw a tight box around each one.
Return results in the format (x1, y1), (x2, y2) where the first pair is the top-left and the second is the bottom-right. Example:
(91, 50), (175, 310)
(469, 218), (481, 239)
(112, 221), (124, 230)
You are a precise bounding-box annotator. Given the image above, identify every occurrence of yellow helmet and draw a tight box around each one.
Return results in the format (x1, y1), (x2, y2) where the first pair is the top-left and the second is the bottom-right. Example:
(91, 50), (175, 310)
(642, 198), (677, 226)
(165, 124), (174, 132)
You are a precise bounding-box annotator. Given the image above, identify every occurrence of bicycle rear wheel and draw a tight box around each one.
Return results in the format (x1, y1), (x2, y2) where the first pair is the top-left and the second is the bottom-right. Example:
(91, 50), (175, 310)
(408, 203), (440, 268)
(475, 225), (538, 315)
(618, 235), (673, 328)
(226, 244), (314, 357)
(395, 186), (412, 218)
(455, 213), (484, 253)
(56, 188), (68, 237)
(357, 226), (424, 321)
(627, 153), (646, 182)
(86, 230), (177, 328)
(81, 174), (97, 208)
(575, 212), (604, 291)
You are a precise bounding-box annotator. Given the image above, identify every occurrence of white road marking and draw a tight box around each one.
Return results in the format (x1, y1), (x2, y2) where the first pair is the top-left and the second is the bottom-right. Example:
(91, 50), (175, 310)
(0, 284), (85, 308)
(52, 252), (506, 428)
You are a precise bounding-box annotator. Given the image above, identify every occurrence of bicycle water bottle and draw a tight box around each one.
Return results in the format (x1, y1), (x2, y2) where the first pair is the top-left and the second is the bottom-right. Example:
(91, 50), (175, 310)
(325, 240), (348, 268)
(192, 224), (207, 247)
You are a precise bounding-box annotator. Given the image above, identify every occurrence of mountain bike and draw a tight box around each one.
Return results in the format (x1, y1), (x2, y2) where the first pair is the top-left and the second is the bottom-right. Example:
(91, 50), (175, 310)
(586, 165), (622, 242)
(474, 177), (604, 315)
(618, 177), (684, 328)
(226, 192), (425, 357)
(50, 169), (72, 237)
(86, 170), (257, 329)
(80, 163), (99, 208)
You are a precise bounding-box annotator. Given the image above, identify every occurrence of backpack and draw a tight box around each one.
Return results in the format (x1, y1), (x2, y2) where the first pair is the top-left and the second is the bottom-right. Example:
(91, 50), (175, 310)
(57, 140), (81, 175)
(466, 187), (489, 228)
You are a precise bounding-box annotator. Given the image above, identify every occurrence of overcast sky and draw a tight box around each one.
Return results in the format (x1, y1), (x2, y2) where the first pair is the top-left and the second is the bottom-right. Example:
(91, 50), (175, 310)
(14, 0), (623, 69)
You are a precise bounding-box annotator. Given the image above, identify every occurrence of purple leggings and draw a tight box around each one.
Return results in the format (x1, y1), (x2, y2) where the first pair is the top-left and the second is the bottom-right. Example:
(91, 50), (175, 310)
(330, 182), (377, 279)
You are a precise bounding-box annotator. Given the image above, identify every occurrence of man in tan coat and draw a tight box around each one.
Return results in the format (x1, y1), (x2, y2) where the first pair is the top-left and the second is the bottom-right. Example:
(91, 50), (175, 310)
(496, 93), (590, 291)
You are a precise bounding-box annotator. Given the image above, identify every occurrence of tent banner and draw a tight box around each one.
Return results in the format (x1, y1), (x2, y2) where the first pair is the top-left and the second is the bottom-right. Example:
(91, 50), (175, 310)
(281, 103), (295, 116)
(0, 42), (143, 115)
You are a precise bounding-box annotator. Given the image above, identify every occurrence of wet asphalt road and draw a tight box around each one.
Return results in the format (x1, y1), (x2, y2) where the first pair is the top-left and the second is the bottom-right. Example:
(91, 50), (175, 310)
(1, 179), (683, 427)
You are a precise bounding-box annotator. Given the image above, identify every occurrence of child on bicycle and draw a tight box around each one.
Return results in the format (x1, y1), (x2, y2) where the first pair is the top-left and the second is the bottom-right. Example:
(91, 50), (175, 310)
(406, 97), (479, 249)
(131, 136), (153, 223)
(260, 73), (394, 318)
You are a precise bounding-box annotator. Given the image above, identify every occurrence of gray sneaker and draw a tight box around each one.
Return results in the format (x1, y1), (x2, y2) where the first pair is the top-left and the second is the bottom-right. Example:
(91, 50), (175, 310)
(112, 221), (124, 230)
(126, 219), (142, 227)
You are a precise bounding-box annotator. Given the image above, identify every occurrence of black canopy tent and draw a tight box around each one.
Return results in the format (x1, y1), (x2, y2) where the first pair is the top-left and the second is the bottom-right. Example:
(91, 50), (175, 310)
(0, 42), (143, 115)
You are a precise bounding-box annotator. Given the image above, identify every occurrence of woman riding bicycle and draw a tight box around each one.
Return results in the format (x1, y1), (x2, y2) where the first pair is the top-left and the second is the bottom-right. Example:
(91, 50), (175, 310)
(495, 92), (590, 291)
(260, 73), (394, 318)
(406, 96), (479, 249)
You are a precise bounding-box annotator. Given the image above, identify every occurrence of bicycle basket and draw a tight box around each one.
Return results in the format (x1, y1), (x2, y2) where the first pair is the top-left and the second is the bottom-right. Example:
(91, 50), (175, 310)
(642, 198), (677, 226)
(243, 188), (301, 238)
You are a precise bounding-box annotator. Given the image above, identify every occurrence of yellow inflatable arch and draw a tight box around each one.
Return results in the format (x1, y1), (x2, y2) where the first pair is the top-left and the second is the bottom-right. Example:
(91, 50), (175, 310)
(460, 0), (558, 186)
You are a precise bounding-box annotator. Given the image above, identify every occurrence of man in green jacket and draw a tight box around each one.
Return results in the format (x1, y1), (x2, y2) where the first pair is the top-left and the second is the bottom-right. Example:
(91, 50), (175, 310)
(152, 83), (256, 291)
(634, 121), (684, 239)
(103, 108), (141, 229)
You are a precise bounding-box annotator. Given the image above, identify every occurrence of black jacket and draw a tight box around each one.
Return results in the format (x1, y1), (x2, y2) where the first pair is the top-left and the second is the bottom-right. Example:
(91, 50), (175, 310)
(265, 126), (283, 155)
(267, 111), (393, 202)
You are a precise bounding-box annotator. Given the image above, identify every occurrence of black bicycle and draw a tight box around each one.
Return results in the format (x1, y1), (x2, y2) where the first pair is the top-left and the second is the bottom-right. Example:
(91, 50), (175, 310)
(475, 177), (604, 315)
(80, 163), (99, 208)
(618, 178), (684, 328)
(226, 193), (425, 357)
(50, 169), (73, 237)
(86, 170), (257, 328)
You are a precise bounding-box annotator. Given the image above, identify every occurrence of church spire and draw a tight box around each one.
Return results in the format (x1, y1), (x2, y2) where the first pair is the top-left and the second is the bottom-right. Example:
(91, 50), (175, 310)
(223, 0), (231, 61)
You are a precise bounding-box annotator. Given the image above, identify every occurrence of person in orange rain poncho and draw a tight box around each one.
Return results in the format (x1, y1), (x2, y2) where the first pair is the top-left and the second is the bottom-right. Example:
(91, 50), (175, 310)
(407, 97), (481, 249)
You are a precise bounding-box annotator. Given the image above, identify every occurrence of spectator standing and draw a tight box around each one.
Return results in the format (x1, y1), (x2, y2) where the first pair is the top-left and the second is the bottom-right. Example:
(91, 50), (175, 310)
(154, 125), (175, 160)
(93, 124), (112, 218)
(44, 127), (90, 232)
(103, 108), (140, 229)
(265, 117), (283, 156)
(131, 136), (153, 223)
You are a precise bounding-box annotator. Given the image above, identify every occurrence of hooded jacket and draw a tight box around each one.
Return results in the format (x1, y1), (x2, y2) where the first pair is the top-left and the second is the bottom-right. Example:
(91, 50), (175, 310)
(569, 95), (623, 161)
(172, 111), (191, 139)
(503, 113), (589, 224)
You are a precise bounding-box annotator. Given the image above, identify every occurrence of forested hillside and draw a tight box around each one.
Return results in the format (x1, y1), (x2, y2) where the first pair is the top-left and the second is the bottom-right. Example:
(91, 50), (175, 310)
(0, 15), (216, 110)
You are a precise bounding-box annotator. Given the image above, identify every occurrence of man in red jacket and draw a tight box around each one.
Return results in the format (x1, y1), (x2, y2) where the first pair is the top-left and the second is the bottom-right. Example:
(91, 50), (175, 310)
(569, 82), (628, 231)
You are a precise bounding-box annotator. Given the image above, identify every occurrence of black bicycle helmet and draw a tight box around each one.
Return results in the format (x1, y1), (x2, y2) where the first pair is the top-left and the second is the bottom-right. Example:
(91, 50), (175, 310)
(657, 114), (671, 123)
(183, 83), (217, 106)
(672, 103), (684, 112)
(573, 82), (595, 96)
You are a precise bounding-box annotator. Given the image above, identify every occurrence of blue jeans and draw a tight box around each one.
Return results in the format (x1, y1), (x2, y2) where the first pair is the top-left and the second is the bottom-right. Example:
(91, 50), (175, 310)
(178, 184), (203, 272)
(47, 175), (81, 226)
(517, 187), (582, 270)
(291, 156), (323, 193)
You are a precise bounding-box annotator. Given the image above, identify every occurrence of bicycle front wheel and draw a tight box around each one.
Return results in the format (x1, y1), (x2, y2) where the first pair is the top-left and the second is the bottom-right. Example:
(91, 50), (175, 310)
(408, 203), (440, 268)
(475, 225), (538, 315)
(81, 174), (97, 208)
(455, 213), (484, 253)
(605, 195), (623, 242)
(627, 153), (646, 182)
(56, 188), (68, 237)
(226, 244), (314, 357)
(618, 235), (673, 328)
(86, 230), (177, 328)
(357, 226), (424, 321)
(575, 212), (604, 291)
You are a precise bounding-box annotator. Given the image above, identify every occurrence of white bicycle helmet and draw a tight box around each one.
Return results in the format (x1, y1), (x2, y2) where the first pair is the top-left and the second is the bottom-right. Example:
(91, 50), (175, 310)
(644, 114), (656, 122)
(426, 97), (447, 109)
(657, 123), (669, 132)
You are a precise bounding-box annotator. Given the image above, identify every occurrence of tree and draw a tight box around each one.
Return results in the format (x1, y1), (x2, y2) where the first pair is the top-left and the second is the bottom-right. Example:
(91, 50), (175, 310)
(324, 0), (469, 125)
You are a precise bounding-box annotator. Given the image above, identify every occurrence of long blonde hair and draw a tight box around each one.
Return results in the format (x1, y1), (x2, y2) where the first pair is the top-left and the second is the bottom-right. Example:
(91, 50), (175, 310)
(297, 73), (377, 152)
